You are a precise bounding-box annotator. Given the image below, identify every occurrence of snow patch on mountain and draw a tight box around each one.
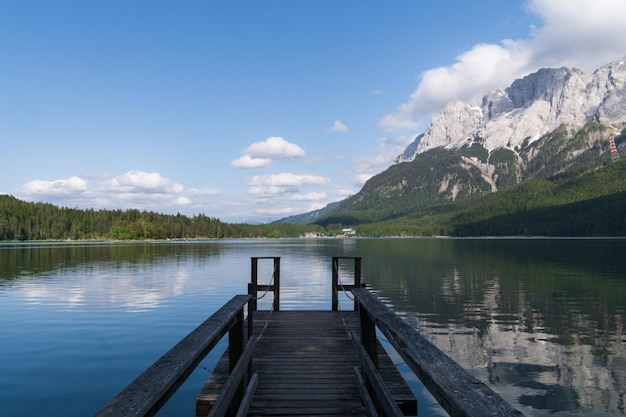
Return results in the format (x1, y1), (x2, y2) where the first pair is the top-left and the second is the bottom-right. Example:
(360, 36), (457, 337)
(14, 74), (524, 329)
(396, 56), (626, 163)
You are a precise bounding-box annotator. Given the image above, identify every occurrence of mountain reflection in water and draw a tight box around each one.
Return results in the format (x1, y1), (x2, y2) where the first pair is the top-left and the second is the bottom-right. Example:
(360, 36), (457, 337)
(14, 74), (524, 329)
(0, 238), (624, 417)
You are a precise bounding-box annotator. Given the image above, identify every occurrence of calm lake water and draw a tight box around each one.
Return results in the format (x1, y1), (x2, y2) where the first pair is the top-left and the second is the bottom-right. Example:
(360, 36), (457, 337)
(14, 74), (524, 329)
(1, 238), (625, 417)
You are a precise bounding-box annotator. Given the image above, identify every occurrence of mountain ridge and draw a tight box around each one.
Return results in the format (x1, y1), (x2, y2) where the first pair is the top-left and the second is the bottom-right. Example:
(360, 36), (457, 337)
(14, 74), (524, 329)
(396, 56), (626, 162)
(311, 56), (626, 232)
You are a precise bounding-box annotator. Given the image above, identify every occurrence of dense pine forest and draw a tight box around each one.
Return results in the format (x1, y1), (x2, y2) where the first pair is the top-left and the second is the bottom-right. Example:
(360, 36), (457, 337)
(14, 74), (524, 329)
(309, 124), (626, 237)
(339, 158), (626, 237)
(2, 153), (626, 240)
(0, 195), (322, 241)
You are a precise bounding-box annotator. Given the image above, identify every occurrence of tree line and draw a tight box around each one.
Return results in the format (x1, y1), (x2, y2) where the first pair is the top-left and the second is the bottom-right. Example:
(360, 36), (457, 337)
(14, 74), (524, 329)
(323, 158), (626, 237)
(3, 151), (625, 241)
(0, 195), (320, 241)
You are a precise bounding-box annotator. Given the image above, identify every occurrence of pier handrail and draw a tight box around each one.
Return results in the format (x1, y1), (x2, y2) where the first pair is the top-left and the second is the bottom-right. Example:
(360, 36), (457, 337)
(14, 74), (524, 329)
(92, 294), (252, 417)
(350, 329), (404, 417)
(249, 257), (280, 311)
(352, 288), (525, 417)
(332, 256), (361, 311)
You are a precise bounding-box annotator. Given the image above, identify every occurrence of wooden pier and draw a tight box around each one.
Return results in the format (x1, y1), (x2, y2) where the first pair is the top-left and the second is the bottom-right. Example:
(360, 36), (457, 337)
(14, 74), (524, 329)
(92, 256), (525, 417)
(196, 310), (416, 417)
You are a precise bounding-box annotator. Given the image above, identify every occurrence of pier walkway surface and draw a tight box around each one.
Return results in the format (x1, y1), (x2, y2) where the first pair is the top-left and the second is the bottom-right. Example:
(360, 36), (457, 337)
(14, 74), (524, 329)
(196, 310), (416, 417)
(92, 256), (524, 417)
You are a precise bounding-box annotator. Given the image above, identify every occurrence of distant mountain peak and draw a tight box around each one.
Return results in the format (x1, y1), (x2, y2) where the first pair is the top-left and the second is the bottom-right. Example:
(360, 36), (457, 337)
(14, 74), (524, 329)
(396, 56), (626, 164)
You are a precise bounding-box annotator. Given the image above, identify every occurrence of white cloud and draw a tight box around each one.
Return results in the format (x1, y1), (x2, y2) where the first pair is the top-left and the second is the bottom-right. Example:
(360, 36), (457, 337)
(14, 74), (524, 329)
(291, 192), (327, 201)
(244, 136), (305, 159)
(380, 0), (626, 131)
(334, 188), (356, 199)
(173, 196), (192, 205)
(19, 176), (88, 196)
(369, 89), (384, 95)
(15, 170), (223, 215)
(351, 136), (414, 186)
(232, 136), (306, 169)
(247, 173), (330, 197)
(525, 0), (626, 69)
(100, 170), (183, 194)
(328, 120), (349, 133)
(188, 187), (222, 196)
(231, 154), (273, 169)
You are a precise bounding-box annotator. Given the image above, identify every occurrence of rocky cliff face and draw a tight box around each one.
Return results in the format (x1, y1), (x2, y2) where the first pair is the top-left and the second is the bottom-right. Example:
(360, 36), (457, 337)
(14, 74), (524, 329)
(396, 56), (626, 163)
(317, 57), (626, 228)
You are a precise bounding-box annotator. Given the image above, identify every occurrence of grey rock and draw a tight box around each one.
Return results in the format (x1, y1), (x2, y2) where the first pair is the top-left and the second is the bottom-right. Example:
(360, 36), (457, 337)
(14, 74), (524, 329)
(397, 56), (626, 163)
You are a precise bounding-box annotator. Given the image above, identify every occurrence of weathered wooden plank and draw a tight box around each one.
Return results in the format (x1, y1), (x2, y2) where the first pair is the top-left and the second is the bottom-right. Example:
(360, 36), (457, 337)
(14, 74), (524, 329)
(208, 338), (256, 417)
(93, 295), (250, 417)
(350, 329), (404, 417)
(197, 310), (417, 417)
(235, 373), (258, 417)
(352, 288), (524, 417)
(249, 404), (364, 411)
(353, 366), (379, 417)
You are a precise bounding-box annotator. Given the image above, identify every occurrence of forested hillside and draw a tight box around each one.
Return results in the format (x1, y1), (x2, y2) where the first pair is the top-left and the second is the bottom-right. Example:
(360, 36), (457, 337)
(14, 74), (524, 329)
(343, 158), (626, 237)
(315, 123), (626, 231)
(0, 196), (321, 241)
(312, 58), (626, 235)
(3, 125), (625, 240)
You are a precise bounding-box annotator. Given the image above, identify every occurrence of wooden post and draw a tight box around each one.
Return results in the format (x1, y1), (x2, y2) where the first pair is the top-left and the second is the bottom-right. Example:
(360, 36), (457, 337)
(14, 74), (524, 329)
(273, 257), (280, 311)
(250, 257), (280, 311)
(249, 258), (259, 312)
(228, 308), (246, 417)
(359, 305), (378, 368)
(352, 288), (525, 417)
(246, 297), (254, 358)
(93, 295), (252, 417)
(332, 257), (362, 311)
(331, 257), (339, 311)
(354, 257), (361, 311)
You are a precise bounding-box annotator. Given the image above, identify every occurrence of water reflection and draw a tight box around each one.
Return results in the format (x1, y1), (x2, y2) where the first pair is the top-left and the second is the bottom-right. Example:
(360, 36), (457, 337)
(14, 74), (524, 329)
(0, 242), (226, 312)
(355, 238), (626, 416)
(1, 239), (625, 416)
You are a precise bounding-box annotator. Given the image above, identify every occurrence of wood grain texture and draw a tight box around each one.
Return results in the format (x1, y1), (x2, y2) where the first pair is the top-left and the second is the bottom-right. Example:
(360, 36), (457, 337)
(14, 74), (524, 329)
(197, 310), (417, 417)
(93, 295), (251, 417)
(352, 288), (525, 417)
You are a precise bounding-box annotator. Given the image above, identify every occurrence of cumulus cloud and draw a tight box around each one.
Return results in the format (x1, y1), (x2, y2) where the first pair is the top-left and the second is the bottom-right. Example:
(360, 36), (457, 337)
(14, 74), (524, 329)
(188, 187), (222, 196)
(15, 170), (221, 213)
(246, 136), (305, 158)
(173, 196), (192, 205)
(247, 173), (330, 197)
(12, 169), (334, 222)
(328, 120), (349, 133)
(231, 154), (273, 169)
(351, 136), (414, 186)
(380, 0), (626, 131)
(334, 188), (356, 199)
(100, 170), (184, 194)
(232, 136), (306, 169)
(19, 176), (88, 196)
(525, 0), (626, 68)
(291, 192), (327, 201)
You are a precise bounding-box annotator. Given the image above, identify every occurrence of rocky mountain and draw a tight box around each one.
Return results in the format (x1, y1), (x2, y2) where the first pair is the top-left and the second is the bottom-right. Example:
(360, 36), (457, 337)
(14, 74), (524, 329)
(315, 56), (626, 228)
(397, 56), (626, 162)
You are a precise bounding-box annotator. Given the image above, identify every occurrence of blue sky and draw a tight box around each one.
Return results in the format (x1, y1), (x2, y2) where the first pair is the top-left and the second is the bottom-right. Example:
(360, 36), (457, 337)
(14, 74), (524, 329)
(2, 0), (626, 222)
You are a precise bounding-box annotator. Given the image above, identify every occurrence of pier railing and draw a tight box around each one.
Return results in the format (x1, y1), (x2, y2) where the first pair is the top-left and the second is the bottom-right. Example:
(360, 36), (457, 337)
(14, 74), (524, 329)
(332, 256), (362, 311)
(352, 288), (524, 417)
(248, 256), (280, 311)
(92, 294), (254, 417)
(249, 256), (362, 311)
(93, 256), (524, 417)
